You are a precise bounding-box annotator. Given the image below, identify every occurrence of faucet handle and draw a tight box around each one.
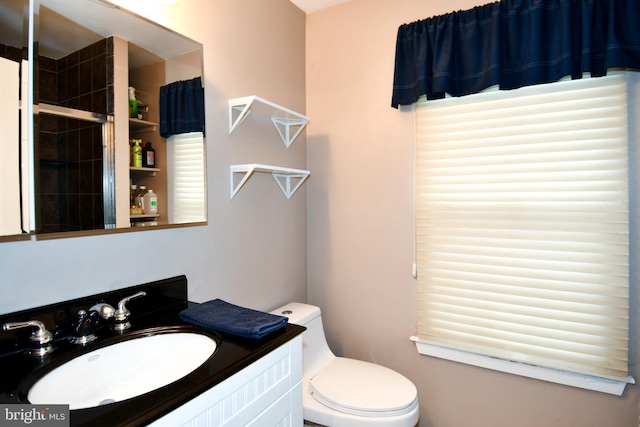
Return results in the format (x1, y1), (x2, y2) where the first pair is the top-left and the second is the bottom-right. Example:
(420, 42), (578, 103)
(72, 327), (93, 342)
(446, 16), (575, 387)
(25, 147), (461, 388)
(116, 291), (146, 314)
(113, 291), (146, 332)
(3, 320), (54, 357)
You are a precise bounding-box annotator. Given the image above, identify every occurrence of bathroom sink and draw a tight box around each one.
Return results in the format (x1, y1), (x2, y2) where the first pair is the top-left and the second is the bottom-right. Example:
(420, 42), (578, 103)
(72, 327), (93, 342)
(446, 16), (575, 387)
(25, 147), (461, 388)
(26, 331), (217, 410)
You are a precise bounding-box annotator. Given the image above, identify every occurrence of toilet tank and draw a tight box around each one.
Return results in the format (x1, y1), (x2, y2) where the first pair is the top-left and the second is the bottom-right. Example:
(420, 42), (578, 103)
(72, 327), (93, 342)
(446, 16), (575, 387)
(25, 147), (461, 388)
(271, 302), (336, 380)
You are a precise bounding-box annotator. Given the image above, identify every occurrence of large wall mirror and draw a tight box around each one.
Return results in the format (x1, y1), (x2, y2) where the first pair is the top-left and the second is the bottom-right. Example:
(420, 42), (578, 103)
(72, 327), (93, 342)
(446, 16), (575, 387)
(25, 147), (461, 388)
(0, 0), (207, 240)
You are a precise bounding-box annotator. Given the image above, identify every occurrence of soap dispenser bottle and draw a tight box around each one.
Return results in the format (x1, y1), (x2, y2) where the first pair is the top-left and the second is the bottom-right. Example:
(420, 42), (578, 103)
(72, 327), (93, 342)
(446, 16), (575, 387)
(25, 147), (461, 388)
(128, 87), (138, 118)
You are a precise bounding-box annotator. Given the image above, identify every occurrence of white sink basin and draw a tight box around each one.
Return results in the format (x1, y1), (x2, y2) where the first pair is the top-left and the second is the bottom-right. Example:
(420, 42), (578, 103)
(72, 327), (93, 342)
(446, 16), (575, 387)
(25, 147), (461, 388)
(27, 332), (217, 410)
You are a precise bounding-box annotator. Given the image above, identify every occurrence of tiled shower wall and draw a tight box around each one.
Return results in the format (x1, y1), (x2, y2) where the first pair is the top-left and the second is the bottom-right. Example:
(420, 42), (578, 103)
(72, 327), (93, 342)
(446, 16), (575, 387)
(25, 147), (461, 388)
(36, 38), (114, 233)
(0, 43), (23, 64)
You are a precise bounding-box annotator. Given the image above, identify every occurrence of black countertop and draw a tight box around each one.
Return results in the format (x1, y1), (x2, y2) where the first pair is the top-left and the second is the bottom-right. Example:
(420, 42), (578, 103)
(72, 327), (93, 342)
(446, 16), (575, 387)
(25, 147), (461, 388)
(0, 276), (305, 426)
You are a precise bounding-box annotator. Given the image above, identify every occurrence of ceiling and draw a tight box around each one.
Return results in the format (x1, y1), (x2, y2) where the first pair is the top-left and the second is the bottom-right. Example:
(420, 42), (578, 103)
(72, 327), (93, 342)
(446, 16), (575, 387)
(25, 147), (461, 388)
(289, 0), (351, 13)
(0, 0), (350, 61)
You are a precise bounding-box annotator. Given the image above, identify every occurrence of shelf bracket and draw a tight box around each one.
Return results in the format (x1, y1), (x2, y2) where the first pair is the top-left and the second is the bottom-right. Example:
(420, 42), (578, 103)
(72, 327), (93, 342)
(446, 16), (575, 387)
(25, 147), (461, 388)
(272, 172), (309, 199)
(229, 103), (252, 135)
(230, 166), (255, 200)
(271, 117), (308, 148)
(230, 164), (310, 200)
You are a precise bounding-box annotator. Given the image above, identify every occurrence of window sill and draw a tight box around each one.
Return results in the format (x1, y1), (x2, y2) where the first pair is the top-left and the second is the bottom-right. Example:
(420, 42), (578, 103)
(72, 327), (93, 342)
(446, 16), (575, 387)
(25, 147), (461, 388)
(410, 336), (634, 396)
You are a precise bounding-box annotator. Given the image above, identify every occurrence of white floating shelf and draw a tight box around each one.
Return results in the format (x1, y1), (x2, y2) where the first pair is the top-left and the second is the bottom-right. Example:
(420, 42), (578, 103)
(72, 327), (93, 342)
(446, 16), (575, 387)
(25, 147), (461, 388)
(229, 96), (309, 148)
(230, 164), (310, 199)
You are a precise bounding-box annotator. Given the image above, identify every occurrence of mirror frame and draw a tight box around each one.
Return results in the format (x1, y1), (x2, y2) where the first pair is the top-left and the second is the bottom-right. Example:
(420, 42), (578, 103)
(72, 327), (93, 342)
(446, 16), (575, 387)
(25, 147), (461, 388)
(25, 0), (207, 240)
(0, 0), (31, 242)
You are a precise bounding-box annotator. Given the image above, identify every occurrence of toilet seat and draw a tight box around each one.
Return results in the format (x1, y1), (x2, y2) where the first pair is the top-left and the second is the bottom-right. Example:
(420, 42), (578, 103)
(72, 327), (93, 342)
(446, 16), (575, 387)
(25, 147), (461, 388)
(309, 357), (418, 417)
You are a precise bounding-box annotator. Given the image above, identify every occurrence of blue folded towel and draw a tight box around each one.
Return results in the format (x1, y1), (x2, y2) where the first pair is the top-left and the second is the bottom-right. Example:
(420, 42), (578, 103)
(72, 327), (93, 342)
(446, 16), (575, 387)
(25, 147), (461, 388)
(179, 299), (288, 339)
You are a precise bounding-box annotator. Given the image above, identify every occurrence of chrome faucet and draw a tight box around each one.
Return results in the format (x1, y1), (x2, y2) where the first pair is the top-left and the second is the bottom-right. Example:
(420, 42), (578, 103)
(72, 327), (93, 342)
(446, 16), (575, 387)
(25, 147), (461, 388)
(88, 291), (147, 333)
(3, 320), (54, 357)
(68, 309), (100, 345)
(89, 302), (116, 320)
(3, 291), (147, 354)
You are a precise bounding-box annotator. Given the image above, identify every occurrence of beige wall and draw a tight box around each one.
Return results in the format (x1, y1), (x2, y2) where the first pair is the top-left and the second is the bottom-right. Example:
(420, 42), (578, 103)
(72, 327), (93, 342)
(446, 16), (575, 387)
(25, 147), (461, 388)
(2, 0), (639, 425)
(305, 0), (640, 426)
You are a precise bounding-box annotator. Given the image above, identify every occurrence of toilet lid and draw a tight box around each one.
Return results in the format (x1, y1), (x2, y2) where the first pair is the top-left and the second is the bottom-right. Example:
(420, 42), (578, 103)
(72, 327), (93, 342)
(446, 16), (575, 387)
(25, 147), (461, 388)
(309, 357), (418, 417)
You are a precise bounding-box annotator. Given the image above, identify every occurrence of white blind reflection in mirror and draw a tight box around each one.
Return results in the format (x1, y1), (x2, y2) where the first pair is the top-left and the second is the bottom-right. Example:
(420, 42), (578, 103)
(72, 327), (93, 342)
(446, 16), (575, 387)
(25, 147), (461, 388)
(415, 73), (630, 383)
(168, 132), (206, 224)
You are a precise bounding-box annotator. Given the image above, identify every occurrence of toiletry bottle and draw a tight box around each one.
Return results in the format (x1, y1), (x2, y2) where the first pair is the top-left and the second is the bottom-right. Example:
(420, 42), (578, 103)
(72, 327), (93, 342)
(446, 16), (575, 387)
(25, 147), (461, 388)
(142, 142), (155, 167)
(131, 139), (143, 168)
(130, 184), (138, 215)
(128, 87), (138, 119)
(136, 185), (147, 213)
(143, 189), (158, 215)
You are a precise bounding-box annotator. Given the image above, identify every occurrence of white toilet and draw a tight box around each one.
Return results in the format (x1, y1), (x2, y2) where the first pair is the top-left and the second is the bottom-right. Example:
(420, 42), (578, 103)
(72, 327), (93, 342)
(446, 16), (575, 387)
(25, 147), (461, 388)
(272, 302), (419, 427)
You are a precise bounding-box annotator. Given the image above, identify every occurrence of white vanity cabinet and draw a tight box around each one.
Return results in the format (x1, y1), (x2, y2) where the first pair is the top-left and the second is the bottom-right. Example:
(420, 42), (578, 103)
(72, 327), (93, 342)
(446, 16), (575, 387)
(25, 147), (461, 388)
(149, 335), (303, 427)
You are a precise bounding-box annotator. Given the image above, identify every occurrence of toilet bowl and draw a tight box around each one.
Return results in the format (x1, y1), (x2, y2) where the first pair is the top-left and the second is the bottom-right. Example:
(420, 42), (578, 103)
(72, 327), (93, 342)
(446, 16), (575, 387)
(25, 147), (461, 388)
(272, 302), (419, 427)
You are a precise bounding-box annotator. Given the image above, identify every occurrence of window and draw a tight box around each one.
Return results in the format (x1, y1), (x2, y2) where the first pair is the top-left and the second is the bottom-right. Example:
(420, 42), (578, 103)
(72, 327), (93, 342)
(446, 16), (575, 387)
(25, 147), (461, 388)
(167, 132), (207, 224)
(413, 73), (634, 395)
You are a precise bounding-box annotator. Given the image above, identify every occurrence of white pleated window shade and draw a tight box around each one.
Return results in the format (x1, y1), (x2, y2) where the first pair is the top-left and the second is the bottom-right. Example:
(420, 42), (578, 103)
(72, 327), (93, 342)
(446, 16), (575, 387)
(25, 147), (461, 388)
(168, 132), (207, 224)
(415, 73), (630, 380)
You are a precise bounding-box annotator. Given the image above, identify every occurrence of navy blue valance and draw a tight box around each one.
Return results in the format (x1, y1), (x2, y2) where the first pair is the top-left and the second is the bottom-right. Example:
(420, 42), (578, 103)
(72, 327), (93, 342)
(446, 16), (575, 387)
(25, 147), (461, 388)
(159, 77), (205, 138)
(391, 0), (640, 108)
